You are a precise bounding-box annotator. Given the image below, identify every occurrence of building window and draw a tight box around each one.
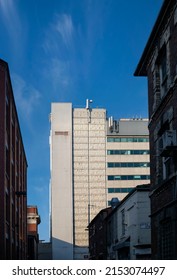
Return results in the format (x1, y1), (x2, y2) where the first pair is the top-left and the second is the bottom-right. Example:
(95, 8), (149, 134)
(159, 47), (167, 98)
(107, 175), (150, 181)
(107, 137), (149, 142)
(154, 45), (168, 102)
(107, 162), (150, 168)
(160, 219), (173, 259)
(107, 150), (150, 155)
(108, 188), (134, 193)
(121, 209), (126, 236)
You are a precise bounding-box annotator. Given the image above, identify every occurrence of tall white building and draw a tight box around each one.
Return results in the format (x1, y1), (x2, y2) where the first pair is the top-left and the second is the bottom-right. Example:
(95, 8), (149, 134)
(50, 101), (107, 260)
(49, 101), (150, 260)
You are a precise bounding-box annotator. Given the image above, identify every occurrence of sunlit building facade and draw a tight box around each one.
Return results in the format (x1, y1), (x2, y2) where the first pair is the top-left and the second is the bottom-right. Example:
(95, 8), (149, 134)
(106, 118), (150, 204)
(49, 102), (150, 260)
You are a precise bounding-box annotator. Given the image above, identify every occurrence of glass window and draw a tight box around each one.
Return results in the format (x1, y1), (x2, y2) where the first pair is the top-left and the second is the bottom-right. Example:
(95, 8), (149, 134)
(108, 176), (114, 180)
(108, 188), (115, 193)
(114, 175), (121, 180)
(133, 175), (141, 179)
(107, 149), (149, 155)
(108, 175), (150, 180)
(107, 137), (114, 142)
(115, 138), (121, 142)
(107, 162), (150, 168)
(107, 137), (149, 142)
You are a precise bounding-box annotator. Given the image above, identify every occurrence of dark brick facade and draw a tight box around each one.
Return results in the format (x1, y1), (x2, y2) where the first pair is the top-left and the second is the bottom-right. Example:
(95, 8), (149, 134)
(0, 59), (28, 259)
(135, 0), (177, 259)
(88, 207), (112, 259)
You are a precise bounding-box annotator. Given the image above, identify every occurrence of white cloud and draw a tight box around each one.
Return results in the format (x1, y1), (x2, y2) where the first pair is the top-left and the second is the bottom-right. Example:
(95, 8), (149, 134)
(55, 14), (74, 50)
(43, 13), (74, 54)
(12, 74), (41, 120)
(0, 0), (21, 38)
(48, 58), (71, 90)
(42, 14), (75, 92)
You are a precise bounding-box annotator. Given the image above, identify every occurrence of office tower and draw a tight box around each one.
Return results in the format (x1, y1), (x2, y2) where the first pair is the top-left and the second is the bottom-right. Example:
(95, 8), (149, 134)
(106, 118), (150, 204)
(0, 59), (28, 259)
(50, 101), (150, 259)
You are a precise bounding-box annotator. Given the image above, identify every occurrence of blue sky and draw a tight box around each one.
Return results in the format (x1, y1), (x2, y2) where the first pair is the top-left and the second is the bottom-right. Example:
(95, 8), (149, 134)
(0, 0), (163, 241)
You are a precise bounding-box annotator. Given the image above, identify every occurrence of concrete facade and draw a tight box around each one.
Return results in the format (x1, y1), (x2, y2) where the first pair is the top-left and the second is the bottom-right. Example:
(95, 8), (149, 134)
(50, 103), (73, 260)
(50, 102), (150, 259)
(50, 102), (107, 259)
(73, 107), (107, 259)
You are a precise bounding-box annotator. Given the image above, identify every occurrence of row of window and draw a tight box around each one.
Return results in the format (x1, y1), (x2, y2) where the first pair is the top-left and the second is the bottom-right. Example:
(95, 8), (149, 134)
(107, 137), (149, 143)
(107, 162), (150, 168)
(108, 188), (134, 193)
(108, 175), (150, 181)
(107, 150), (150, 155)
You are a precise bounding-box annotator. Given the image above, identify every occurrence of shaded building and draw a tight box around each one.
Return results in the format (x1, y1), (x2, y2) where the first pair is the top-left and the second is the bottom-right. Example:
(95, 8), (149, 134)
(38, 241), (52, 260)
(106, 184), (151, 260)
(135, 0), (177, 259)
(0, 58), (28, 259)
(88, 207), (112, 259)
(27, 206), (41, 259)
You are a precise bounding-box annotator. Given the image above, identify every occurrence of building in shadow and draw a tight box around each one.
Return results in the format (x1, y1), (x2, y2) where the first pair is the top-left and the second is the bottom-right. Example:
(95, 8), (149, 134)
(135, 0), (177, 259)
(0, 58), (28, 259)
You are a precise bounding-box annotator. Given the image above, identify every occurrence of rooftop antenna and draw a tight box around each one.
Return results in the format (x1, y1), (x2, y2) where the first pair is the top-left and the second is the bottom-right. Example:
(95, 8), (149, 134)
(86, 99), (93, 110)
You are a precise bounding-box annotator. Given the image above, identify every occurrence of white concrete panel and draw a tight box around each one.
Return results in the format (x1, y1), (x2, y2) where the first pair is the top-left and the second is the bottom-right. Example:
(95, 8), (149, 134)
(50, 103), (73, 260)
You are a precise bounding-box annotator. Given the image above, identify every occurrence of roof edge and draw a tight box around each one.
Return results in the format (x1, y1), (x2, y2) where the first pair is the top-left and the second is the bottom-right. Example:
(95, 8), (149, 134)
(134, 0), (172, 77)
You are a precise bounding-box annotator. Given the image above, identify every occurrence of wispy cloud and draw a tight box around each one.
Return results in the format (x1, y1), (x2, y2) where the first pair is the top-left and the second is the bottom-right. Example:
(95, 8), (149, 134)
(43, 14), (75, 93)
(43, 13), (74, 54)
(42, 1), (110, 95)
(12, 74), (41, 121)
(0, 0), (22, 40)
(55, 14), (74, 50)
(50, 58), (71, 90)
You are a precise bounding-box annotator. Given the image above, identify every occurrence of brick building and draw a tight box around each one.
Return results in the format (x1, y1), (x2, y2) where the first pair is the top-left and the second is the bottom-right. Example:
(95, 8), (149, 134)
(88, 207), (112, 259)
(0, 59), (28, 259)
(27, 206), (41, 259)
(135, 0), (177, 259)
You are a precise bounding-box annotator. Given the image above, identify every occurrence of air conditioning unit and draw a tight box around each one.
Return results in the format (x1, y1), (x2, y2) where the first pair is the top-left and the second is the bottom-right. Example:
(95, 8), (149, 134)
(162, 130), (177, 147)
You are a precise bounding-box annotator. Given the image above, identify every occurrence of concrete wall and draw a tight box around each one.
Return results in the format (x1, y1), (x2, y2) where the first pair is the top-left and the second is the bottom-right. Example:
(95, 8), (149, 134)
(73, 108), (107, 259)
(50, 103), (73, 259)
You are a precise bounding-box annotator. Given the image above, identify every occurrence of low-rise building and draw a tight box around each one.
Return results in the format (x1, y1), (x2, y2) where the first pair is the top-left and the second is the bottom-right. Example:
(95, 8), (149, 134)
(27, 206), (41, 259)
(106, 184), (151, 260)
(88, 207), (112, 259)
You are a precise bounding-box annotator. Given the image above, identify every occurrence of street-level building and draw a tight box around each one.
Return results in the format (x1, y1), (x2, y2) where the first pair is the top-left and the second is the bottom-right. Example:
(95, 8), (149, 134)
(88, 207), (112, 260)
(27, 205), (41, 259)
(106, 184), (151, 260)
(135, 0), (177, 259)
